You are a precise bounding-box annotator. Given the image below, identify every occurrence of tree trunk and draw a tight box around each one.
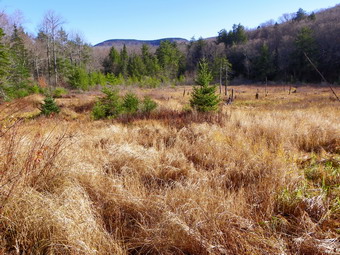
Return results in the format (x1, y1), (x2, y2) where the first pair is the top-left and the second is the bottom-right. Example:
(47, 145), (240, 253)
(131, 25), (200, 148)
(225, 65), (228, 96)
(52, 38), (58, 86)
(219, 64), (222, 94)
(47, 39), (51, 86)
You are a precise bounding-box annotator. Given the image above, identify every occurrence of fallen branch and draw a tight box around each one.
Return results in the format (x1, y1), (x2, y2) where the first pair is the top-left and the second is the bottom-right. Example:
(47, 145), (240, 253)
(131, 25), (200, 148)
(304, 52), (340, 102)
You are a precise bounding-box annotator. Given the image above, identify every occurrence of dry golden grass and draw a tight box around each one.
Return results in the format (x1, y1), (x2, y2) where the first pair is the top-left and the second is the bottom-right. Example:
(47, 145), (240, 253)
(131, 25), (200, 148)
(0, 85), (339, 254)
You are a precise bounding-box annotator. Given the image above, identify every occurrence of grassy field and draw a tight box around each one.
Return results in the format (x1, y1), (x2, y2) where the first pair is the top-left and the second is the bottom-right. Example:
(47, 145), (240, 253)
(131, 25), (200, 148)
(0, 85), (339, 254)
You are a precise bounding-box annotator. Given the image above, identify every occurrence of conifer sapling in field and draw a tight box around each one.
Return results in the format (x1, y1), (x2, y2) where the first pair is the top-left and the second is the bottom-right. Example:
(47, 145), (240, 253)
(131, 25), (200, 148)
(141, 96), (157, 114)
(122, 92), (139, 114)
(40, 96), (60, 116)
(0, 28), (9, 88)
(92, 87), (123, 120)
(190, 58), (221, 112)
(91, 87), (158, 120)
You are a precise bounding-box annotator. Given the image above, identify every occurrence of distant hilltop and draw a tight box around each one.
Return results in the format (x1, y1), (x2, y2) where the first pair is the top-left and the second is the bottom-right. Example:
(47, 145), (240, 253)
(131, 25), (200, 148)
(94, 38), (189, 48)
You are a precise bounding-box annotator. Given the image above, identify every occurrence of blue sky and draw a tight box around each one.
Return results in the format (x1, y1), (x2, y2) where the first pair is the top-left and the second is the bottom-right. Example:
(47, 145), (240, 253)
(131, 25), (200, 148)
(1, 0), (339, 45)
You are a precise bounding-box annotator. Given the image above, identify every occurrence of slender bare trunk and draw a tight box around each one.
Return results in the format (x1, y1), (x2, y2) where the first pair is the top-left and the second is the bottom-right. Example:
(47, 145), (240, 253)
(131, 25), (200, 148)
(219, 64), (222, 94)
(47, 39), (51, 85)
(225, 65), (228, 96)
(52, 38), (57, 86)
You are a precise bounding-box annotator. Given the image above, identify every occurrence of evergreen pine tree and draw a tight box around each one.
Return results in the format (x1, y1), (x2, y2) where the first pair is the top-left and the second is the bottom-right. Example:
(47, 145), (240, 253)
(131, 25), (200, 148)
(127, 54), (145, 79)
(292, 27), (318, 81)
(141, 96), (157, 114)
(103, 46), (120, 75)
(9, 26), (30, 85)
(141, 44), (160, 77)
(294, 8), (307, 21)
(255, 43), (274, 81)
(156, 41), (183, 79)
(0, 28), (9, 84)
(119, 45), (128, 77)
(122, 92), (139, 114)
(233, 24), (248, 44)
(68, 66), (90, 90)
(217, 24), (247, 47)
(40, 96), (60, 116)
(0, 28), (10, 100)
(190, 59), (220, 112)
(309, 12), (316, 21)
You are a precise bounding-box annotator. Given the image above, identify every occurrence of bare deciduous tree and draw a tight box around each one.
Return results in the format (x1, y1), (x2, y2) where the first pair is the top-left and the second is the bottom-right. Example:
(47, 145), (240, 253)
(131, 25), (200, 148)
(39, 10), (64, 86)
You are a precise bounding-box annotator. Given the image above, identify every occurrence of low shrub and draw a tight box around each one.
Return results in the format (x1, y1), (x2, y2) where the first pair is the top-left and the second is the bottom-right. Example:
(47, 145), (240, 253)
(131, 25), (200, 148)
(92, 101), (108, 120)
(52, 87), (68, 98)
(106, 73), (125, 86)
(28, 84), (44, 94)
(92, 88), (157, 120)
(125, 76), (139, 86)
(0, 82), (43, 101)
(139, 76), (161, 88)
(89, 71), (107, 86)
(68, 66), (90, 90)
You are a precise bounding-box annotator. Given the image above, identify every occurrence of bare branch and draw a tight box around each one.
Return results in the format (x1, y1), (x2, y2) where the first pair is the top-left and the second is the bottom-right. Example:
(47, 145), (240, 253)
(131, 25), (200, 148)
(304, 52), (340, 102)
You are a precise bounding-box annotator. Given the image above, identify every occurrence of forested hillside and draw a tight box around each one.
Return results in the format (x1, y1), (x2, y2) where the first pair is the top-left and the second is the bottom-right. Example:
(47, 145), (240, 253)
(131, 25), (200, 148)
(0, 5), (339, 101)
(97, 5), (340, 85)
(217, 6), (340, 83)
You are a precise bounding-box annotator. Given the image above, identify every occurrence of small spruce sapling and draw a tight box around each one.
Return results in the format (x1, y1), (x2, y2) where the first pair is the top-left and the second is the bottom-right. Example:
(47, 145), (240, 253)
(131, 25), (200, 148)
(92, 87), (123, 120)
(190, 59), (221, 112)
(141, 96), (157, 114)
(122, 93), (139, 114)
(40, 96), (60, 116)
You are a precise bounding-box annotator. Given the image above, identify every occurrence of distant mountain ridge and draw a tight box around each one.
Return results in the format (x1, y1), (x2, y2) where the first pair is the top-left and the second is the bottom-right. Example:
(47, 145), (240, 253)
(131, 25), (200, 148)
(94, 38), (189, 47)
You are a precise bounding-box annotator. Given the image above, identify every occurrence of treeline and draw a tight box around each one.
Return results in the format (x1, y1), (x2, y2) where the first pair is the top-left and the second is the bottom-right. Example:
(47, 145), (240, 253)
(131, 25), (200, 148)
(100, 6), (340, 86)
(102, 42), (186, 86)
(1, 6), (340, 101)
(97, 38), (230, 87)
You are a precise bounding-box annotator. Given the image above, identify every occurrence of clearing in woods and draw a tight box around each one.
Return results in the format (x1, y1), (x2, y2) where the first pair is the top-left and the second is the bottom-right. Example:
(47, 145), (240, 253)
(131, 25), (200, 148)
(0, 85), (339, 254)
